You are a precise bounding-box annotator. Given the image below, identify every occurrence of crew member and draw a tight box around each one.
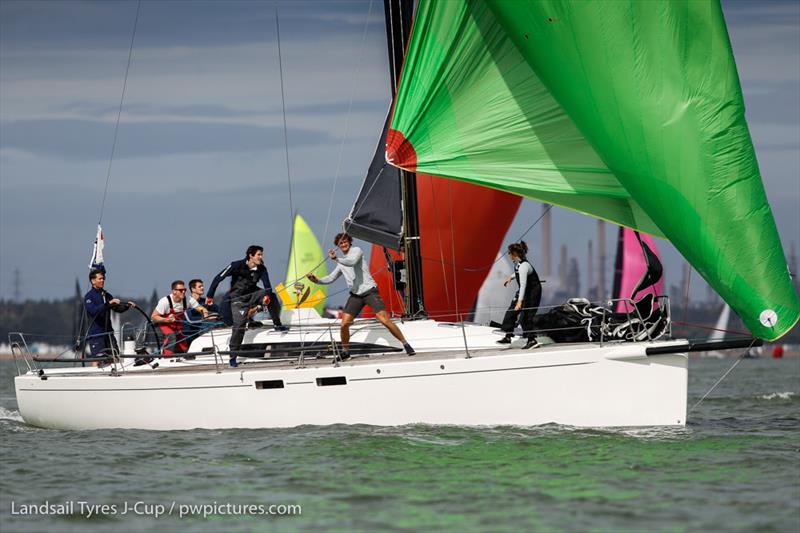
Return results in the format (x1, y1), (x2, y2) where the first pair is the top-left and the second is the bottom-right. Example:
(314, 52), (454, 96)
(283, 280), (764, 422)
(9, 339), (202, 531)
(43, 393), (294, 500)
(308, 233), (415, 361)
(184, 278), (219, 342)
(497, 241), (542, 349)
(83, 269), (134, 361)
(207, 245), (287, 367)
(151, 280), (208, 355)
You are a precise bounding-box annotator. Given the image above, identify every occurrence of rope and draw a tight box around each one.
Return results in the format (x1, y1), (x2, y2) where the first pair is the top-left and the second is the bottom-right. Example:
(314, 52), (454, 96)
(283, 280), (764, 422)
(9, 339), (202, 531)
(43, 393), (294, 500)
(322, 0), (376, 246)
(689, 338), (758, 413)
(98, 0), (141, 224)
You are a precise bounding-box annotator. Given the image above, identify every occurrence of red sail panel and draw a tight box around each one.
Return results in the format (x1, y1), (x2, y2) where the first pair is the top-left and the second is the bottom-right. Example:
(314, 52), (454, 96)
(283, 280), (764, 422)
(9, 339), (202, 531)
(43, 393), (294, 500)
(371, 173), (521, 321)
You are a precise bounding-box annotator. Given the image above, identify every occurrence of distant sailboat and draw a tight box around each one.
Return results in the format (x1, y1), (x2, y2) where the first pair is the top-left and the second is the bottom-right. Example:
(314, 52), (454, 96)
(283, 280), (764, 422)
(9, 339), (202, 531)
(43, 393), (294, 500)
(275, 214), (327, 314)
(710, 304), (731, 343)
(473, 253), (516, 326)
(701, 303), (733, 358)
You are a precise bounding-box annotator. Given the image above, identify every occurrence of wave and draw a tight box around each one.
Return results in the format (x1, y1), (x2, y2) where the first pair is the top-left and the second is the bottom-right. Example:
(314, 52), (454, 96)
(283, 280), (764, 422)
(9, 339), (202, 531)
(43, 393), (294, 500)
(0, 406), (24, 422)
(757, 392), (796, 401)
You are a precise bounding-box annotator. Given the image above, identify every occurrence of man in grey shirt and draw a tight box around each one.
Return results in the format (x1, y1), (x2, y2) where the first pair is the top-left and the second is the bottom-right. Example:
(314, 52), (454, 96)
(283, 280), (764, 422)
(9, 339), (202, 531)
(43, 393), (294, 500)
(308, 233), (415, 361)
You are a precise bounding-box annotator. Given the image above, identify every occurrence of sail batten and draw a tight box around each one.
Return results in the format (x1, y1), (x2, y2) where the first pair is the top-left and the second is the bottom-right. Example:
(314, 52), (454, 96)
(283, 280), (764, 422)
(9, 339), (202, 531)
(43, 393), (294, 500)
(387, 0), (800, 339)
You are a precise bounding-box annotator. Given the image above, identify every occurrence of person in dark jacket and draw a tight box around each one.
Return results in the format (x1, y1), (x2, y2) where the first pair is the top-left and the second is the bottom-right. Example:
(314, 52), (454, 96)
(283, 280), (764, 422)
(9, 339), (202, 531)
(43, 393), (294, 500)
(207, 245), (287, 367)
(497, 241), (542, 349)
(83, 269), (135, 359)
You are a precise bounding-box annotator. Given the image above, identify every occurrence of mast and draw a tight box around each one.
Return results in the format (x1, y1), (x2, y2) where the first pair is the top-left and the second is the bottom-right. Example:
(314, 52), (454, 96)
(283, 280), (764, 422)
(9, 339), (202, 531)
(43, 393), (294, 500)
(384, 0), (425, 316)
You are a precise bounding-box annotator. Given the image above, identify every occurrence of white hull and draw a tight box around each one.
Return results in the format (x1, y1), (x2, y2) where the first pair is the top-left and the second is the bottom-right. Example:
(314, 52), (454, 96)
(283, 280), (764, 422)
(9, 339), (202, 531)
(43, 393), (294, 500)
(15, 339), (688, 430)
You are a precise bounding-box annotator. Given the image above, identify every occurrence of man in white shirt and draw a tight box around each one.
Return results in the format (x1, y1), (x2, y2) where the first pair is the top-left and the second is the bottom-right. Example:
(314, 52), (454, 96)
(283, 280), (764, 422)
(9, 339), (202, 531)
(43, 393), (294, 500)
(151, 280), (208, 355)
(308, 233), (415, 361)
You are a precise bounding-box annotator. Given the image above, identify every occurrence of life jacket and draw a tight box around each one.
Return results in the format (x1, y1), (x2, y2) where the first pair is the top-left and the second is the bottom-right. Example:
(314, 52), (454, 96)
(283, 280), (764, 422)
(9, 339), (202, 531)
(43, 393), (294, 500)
(159, 295), (187, 334)
(514, 258), (541, 302)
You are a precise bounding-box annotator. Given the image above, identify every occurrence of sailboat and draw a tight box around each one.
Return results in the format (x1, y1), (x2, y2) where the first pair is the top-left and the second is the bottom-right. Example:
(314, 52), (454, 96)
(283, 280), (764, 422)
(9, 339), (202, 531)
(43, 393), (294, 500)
(274, 214), (327, 315)
(12, 0), (799, 430)
(701, 303), (733, 358)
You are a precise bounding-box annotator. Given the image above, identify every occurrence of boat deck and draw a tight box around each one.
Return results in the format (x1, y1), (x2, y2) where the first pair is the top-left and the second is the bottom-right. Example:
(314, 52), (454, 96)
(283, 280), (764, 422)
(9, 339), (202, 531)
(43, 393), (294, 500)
(31, 341), (633, 378)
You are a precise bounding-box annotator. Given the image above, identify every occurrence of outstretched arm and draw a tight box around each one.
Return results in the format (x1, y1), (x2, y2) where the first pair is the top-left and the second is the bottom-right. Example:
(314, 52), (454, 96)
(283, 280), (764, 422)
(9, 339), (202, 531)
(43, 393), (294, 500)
(207, 263), (233, 300)
(310, 265), (342, 285)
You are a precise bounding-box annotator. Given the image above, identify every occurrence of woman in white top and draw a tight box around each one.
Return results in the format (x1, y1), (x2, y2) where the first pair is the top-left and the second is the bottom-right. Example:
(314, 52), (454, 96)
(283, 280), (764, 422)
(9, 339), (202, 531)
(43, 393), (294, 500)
(497, 241), (542, 349)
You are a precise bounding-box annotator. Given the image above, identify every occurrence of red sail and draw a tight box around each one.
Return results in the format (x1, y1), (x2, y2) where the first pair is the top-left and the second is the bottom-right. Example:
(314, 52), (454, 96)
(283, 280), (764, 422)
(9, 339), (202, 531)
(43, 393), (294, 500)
(370, 173), (521, 321)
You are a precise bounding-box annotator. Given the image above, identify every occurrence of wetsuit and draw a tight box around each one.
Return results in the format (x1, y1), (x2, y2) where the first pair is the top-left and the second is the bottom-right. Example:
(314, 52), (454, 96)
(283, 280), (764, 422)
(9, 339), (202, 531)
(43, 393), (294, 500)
(84, 287), (119, 358)
(208, 259), (283, 358)
(500, 258), (542, 341)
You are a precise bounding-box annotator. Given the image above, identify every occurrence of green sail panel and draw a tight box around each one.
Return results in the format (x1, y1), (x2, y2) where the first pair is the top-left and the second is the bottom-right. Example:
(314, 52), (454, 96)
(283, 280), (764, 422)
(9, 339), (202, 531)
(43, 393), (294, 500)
(284, 214), (327, 314)
(387, 0), (799, 340)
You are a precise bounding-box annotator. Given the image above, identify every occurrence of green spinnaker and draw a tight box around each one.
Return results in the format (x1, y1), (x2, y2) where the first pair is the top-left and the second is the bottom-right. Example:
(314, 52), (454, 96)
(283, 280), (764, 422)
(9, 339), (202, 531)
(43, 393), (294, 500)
(285, 214), (327, 314)
(387, 0), (799, 340)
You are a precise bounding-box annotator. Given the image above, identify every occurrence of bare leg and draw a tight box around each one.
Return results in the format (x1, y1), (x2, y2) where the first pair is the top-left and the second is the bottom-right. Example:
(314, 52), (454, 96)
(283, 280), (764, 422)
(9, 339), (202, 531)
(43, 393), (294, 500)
(375, 310), (407, 343)
(340, 313), (355, 352)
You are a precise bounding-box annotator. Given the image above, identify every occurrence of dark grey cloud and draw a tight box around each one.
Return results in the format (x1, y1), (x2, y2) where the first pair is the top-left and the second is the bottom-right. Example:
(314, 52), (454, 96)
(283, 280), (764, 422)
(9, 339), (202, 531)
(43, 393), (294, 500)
(1, 118), (332, 159)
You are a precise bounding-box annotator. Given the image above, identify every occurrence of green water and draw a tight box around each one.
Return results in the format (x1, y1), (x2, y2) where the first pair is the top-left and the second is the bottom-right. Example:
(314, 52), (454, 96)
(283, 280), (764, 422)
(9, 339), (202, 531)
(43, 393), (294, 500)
(1, 358), (798, 532)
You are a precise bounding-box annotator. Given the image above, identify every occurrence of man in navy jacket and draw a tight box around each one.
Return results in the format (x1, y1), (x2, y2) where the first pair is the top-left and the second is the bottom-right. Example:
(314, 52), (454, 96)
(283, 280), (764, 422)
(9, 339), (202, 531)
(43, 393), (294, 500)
(84, 269), (134, 359)
(207, 245), (286, 366)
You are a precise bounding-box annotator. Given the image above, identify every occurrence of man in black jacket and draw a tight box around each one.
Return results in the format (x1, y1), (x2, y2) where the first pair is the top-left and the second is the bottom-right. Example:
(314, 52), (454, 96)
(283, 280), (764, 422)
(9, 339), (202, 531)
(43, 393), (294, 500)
(207, 245), (287, 367)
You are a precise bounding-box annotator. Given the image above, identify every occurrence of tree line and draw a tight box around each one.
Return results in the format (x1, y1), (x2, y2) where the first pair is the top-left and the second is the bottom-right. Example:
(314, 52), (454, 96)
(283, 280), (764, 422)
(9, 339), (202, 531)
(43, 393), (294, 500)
(1, 292), (157, 346)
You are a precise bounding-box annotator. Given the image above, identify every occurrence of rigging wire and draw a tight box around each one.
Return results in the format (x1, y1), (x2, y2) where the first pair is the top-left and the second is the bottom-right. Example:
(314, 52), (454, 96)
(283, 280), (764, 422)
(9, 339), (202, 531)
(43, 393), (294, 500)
(459, 202), (554, 273)
(671, 320), (750, 337)
(447, 180), (461, 319)
(426, 177), (452, 308)
(274, 4), (297, 287)
(78, 0), (141, 358)
(688, 338), (758, 414)
(322, 0), (376, 247)
(98, 0), (142, 224)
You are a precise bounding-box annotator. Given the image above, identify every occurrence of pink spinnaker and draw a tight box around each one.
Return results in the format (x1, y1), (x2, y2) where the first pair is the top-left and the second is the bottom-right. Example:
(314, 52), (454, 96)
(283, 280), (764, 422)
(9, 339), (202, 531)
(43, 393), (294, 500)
(613, 228), (664, 313)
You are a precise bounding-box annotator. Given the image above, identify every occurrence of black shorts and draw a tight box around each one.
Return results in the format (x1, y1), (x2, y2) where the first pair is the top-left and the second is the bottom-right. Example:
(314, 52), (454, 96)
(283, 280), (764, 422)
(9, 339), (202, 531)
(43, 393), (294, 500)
(344, 288), (385, 316)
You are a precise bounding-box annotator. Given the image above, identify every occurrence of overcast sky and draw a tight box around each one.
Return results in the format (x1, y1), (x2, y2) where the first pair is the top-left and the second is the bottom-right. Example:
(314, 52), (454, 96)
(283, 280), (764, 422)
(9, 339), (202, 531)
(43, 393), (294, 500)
(1, 0), (798, 306)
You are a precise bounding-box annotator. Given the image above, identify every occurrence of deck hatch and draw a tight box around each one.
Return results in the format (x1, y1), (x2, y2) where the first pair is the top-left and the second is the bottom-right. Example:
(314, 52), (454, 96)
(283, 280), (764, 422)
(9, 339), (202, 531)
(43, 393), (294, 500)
(255, 380), (285, 390)
(316, 376), (347, 387)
